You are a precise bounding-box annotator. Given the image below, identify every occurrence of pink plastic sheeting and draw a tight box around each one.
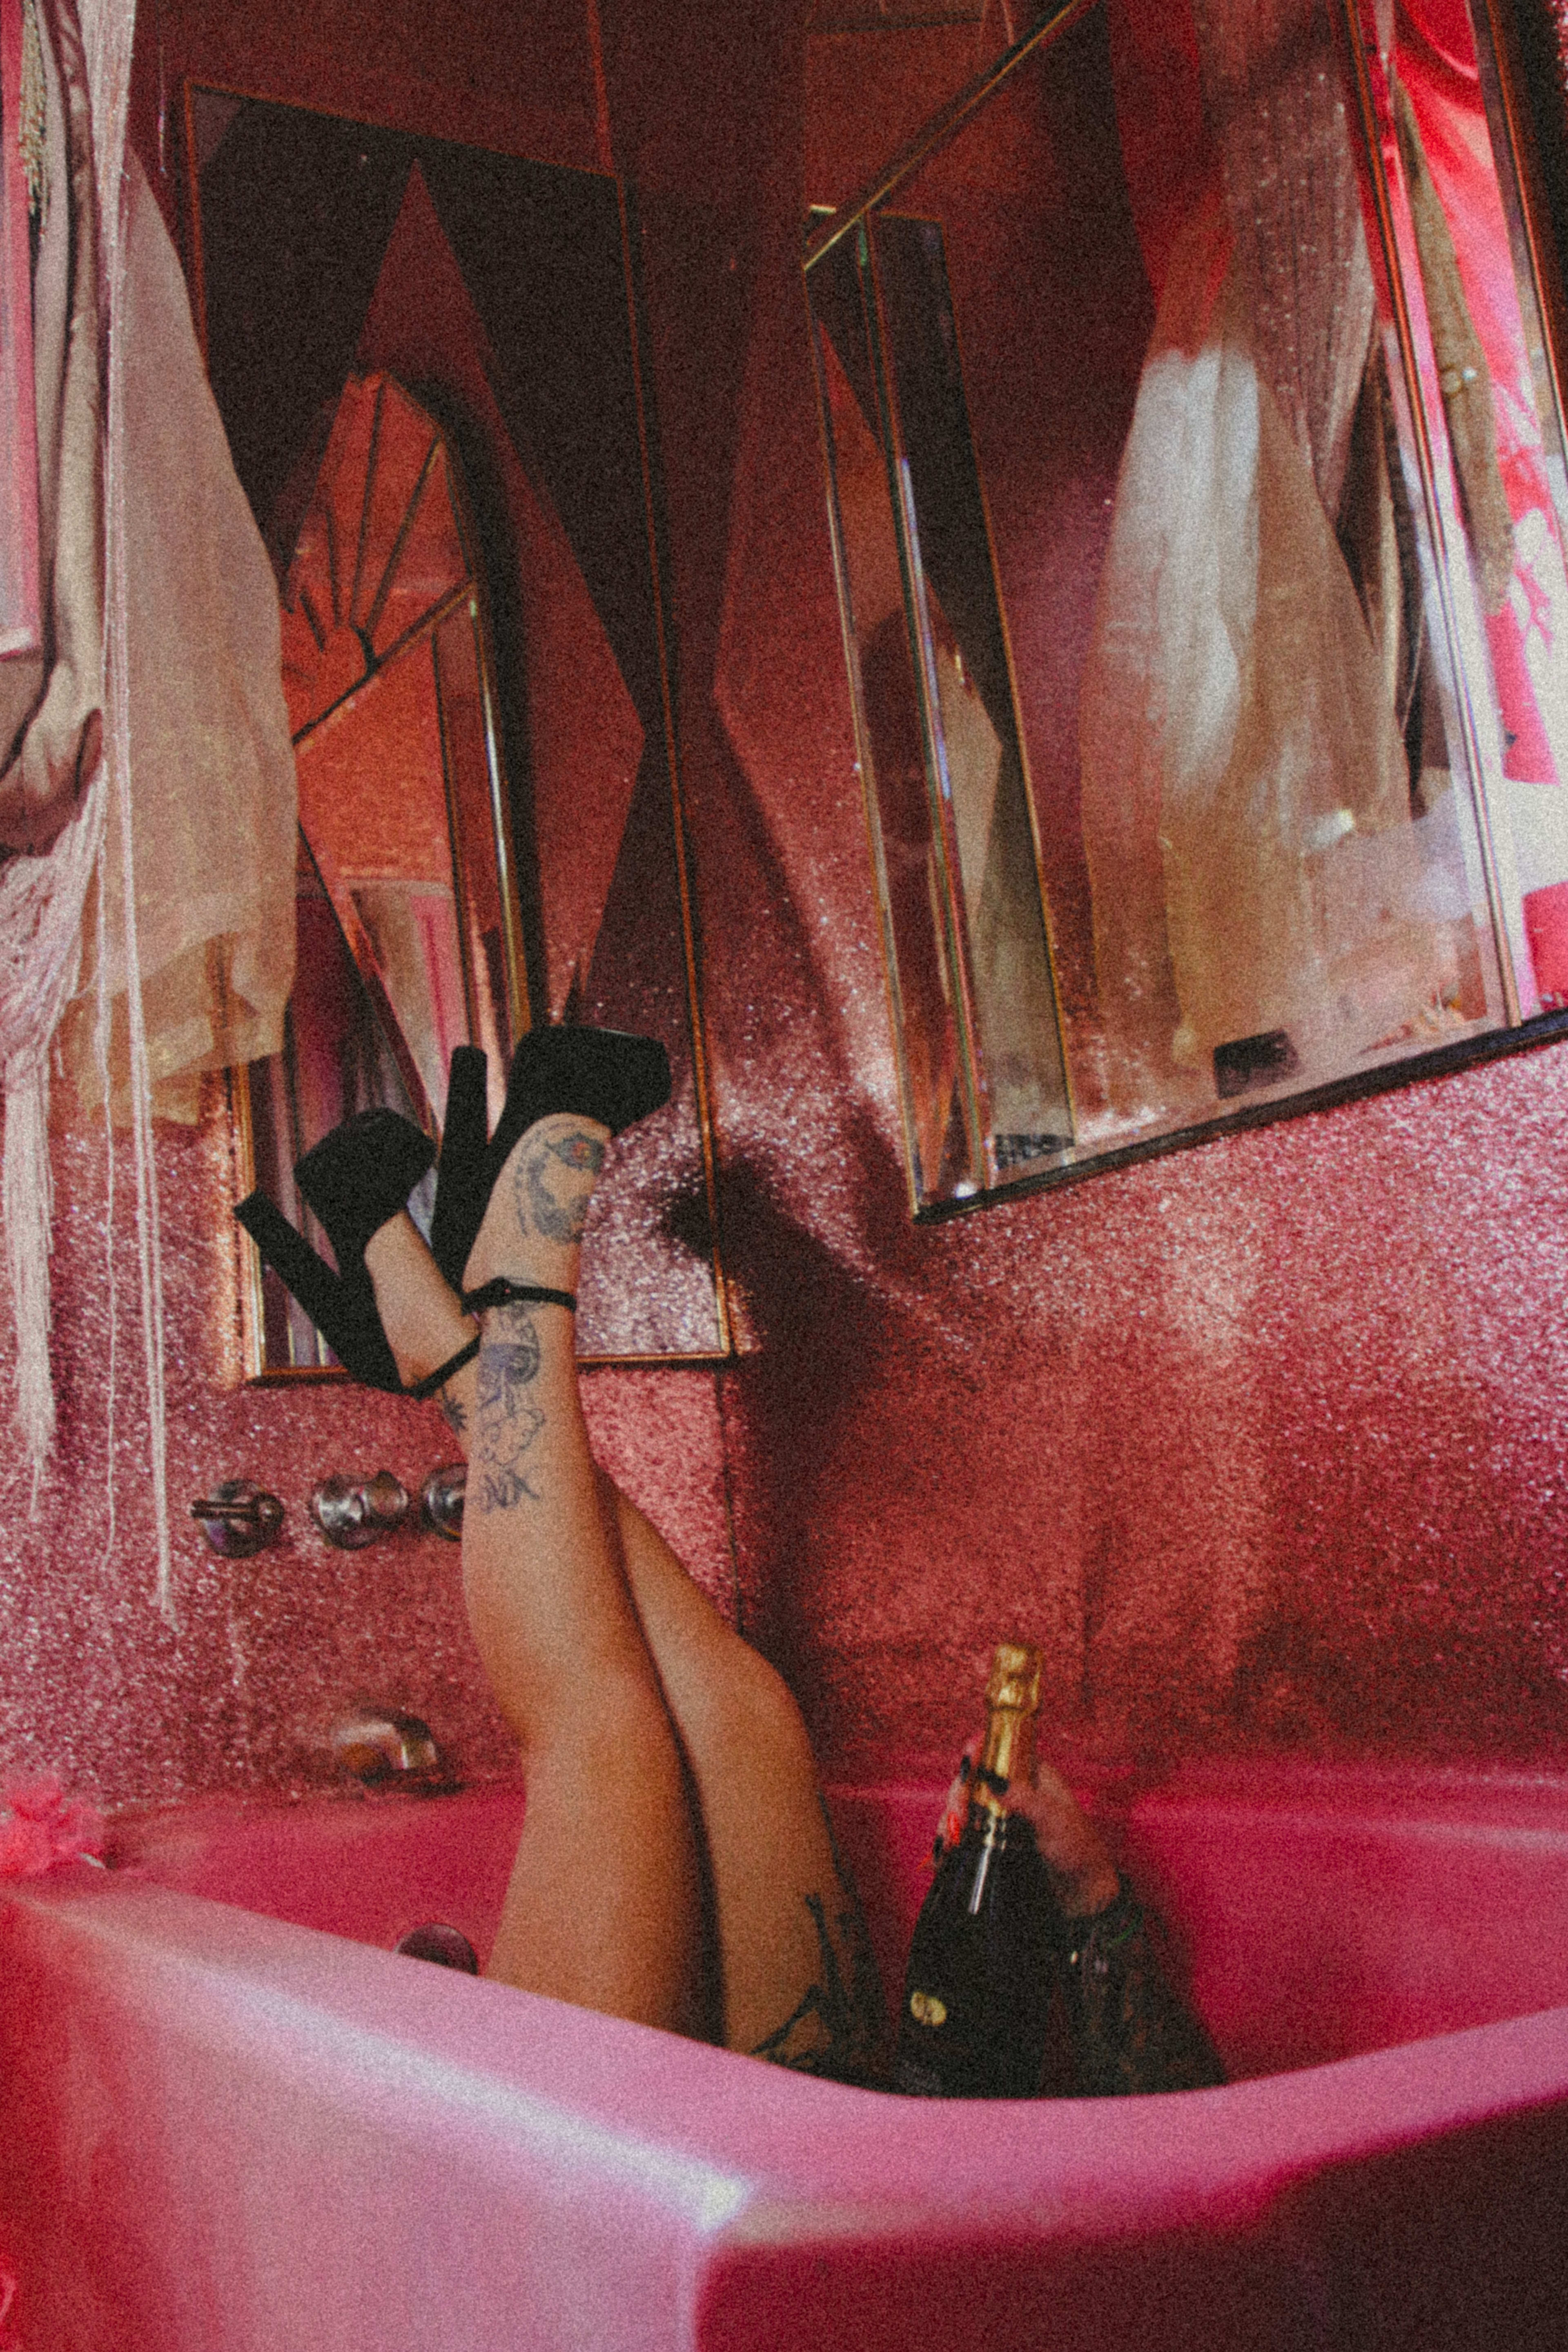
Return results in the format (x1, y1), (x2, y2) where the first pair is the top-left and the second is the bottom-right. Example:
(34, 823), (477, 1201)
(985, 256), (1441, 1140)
(0, 1764), (1565, 2352)
(0, 1776), (105, 1880)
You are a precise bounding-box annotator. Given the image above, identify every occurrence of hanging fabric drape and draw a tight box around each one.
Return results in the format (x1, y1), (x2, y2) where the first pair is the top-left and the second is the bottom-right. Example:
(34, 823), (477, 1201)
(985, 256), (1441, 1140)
(1188, 0), (1377, 521)
(60, 156), (297, 1125)
(0, 0), (41, 667)
(0, 0), (293, 1615)
(1079, 0), (1459, 1109)
(0, 0), (109, 1490)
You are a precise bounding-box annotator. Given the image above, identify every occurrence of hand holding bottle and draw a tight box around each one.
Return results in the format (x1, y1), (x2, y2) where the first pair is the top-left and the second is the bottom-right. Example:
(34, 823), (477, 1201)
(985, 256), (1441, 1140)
(896, 1643), (1060, 2097)
(935, 1745), (1119, 1920)
(1004, 1757), (1120, 1920)
(902, 1650), (1225, 2099)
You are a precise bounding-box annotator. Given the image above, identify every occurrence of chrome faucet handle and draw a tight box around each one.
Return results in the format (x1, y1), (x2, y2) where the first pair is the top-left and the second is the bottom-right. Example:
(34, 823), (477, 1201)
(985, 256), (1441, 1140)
(310, 1470), (412, 1549)
(191, 1481), (285, 1558)
(362, 1470), (412, 1532)
(421, 1462), (465, 1541)
(311, 1475), (375, 1549)
(332, 1711), (447, 1786)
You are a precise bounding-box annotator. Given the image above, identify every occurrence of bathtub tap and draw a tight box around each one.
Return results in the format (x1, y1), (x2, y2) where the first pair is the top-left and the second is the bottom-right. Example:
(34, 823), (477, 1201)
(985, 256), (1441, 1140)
(189, 1480), (285, 1558)
(310, 1470), (413, 1548)
(330, 1711), (448, 1788)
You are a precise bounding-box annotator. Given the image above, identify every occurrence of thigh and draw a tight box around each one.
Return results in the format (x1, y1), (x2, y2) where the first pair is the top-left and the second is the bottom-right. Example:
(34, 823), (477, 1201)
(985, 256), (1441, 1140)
(610, 1486), (886, 2079)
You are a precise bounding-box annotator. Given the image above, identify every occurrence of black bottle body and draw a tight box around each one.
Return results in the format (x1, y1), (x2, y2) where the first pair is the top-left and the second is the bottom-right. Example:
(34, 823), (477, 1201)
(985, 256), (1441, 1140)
(893, 1799), (1062, 2098)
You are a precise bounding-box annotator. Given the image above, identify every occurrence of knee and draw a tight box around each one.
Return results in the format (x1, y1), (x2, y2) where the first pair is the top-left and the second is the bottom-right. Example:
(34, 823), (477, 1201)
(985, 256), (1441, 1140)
(692, 1630), (818, 1781)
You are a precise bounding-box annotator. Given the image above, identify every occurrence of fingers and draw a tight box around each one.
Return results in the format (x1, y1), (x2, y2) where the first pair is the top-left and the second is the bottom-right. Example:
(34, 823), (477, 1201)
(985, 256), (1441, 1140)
(1009, 1761), (1120, 1917)
(936, 1728), (1120, 1918)
(931, 1742), (979, 1862)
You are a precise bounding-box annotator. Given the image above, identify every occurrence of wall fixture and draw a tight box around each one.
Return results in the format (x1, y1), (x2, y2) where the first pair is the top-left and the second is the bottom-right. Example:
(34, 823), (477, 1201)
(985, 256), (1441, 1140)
(420, 1463), (465, 1542)
(330, 1711), (449, 1788)
(189, 1481), (285, 1559)
(806, 0), (1568, 1212)
(310, 1471), (413, 1550)
(394, 1922), (481, 1971)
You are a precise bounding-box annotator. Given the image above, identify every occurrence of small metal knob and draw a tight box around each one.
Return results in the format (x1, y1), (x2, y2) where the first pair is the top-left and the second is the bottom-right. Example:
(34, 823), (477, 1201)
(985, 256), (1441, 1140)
(191, 1481), (285, 1558)
(395, 1922), (479, 1972)
(362, 1470), (412, 1532)
(332, 1711), (445, 1786)
(310, 1471), (412, 1549)
(421, 1462), (465, 1541)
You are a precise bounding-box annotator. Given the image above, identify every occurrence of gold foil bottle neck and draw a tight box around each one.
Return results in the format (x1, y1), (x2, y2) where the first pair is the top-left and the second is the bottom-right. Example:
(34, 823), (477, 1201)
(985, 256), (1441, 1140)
(977, 1640), (1042, 1797)
(985, 1642), (1042, 1715)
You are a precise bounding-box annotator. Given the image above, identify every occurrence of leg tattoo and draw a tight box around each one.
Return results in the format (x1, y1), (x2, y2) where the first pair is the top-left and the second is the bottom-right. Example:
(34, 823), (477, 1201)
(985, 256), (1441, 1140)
(473, 1305), (545, 1513)
(516, 1126), (606, 1246)
(750, 1803), (885, 2085)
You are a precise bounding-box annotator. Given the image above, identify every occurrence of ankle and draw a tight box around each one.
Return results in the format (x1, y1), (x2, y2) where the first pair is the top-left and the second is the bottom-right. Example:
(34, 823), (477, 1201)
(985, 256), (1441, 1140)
(463, 1112), (608, 1293)
(364, 1213), (476, 1390)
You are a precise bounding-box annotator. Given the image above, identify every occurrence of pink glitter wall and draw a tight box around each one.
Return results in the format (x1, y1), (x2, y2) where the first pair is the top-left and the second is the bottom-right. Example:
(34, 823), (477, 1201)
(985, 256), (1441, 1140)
(3, 0), (1568, 1814)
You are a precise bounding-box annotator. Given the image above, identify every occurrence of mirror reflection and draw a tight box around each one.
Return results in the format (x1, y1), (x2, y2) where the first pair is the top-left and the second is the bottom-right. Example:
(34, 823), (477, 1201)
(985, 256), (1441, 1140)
(808, 0), (1568, 1211)
(192, 93), (727, 1360)
(282, 374), (518, 1138)
(244, 372), (519, 1373)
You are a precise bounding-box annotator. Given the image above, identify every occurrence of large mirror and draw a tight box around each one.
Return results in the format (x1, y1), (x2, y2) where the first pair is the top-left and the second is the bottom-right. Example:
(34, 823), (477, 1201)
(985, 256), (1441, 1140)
(240, 371), (521, 1375)
(808, 0), (1568, 1212)
(189, 91), (728, 1361)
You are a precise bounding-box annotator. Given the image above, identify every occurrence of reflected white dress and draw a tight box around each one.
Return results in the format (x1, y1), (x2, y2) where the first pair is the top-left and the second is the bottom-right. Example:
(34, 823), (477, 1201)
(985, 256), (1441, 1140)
(1078, 186), (1456, 1115)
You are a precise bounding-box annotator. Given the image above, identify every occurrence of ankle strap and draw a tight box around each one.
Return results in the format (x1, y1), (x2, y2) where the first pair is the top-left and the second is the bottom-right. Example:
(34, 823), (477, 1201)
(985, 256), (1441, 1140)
(406, 1279), (575, 1400)
(461, 1278), (578, 1317)
(406, 1334), (481, 1401)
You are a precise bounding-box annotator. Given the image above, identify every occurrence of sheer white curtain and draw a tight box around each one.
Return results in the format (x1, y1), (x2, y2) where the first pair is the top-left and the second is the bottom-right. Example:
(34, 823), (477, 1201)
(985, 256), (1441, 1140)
(0, 0), (116, 1512)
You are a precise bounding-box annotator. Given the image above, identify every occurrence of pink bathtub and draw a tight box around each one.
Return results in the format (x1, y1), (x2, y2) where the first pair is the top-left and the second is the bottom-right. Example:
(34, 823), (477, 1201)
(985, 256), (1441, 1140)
(2, 1760), (1567, 2351)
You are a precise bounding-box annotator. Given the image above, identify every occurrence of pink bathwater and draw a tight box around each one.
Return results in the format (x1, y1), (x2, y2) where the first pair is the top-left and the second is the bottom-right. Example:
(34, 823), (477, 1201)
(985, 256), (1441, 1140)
(1, 1762), (1566, 2350)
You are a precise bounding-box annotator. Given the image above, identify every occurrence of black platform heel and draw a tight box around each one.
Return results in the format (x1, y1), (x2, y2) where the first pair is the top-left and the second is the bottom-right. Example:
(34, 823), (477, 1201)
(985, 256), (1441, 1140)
(431, 1025), (671, 1293)
(236, 1110), (440, 1395)
(428, 1044), (492, 1298)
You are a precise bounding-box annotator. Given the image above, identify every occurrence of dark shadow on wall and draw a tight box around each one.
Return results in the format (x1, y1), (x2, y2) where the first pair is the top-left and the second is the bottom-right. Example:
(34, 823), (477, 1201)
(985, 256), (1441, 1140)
(700, 1145), (907, 1679)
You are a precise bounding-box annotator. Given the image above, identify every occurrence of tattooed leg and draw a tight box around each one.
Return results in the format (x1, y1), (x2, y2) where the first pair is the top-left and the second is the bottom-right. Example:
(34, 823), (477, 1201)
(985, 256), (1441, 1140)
(463, 1110), (608, 1292)
(367, 1131), (883, 2070)
(456, 1112), (703, 2033)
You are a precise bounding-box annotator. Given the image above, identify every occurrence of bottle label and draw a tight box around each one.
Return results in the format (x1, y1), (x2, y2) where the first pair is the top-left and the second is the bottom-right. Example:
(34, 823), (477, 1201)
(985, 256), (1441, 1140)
(973, 1801), (1007, 1849)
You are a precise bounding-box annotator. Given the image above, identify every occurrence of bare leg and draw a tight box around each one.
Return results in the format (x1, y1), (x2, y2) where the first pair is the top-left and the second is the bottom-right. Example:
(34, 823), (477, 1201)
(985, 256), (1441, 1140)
(369, 1123), (701, 2034)
(607, 1488), (881, 2074)
(365, 1196), (883, 2075)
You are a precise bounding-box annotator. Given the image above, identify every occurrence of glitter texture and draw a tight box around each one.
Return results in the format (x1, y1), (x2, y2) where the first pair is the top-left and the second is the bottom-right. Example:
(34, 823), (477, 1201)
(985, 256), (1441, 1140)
(4, 0), (1567, 1816)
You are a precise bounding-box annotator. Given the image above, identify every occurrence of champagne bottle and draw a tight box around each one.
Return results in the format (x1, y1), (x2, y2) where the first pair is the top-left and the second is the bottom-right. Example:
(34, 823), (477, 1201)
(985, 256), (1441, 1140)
(893, 1642), (1060, 2098)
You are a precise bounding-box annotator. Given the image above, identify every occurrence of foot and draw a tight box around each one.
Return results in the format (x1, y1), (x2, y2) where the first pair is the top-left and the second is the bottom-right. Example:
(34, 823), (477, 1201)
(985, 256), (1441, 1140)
(432, 1026), (670, 1292)
(363, 1212), (478, 1397)
(295, 1109), (435, 1266)
(463, 1111), (612, 1300)
(235, 1110), (436, 1393)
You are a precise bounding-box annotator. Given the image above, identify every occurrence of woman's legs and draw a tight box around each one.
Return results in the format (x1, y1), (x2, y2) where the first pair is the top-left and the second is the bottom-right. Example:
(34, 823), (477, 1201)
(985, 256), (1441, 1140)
(368, 1116), (700, 2034)
(364, 1143), (883, 2075)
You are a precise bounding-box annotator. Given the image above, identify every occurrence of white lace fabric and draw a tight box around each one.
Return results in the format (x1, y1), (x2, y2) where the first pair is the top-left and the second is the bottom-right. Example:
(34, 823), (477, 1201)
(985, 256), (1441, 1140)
(0, 0), (297, 1613)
